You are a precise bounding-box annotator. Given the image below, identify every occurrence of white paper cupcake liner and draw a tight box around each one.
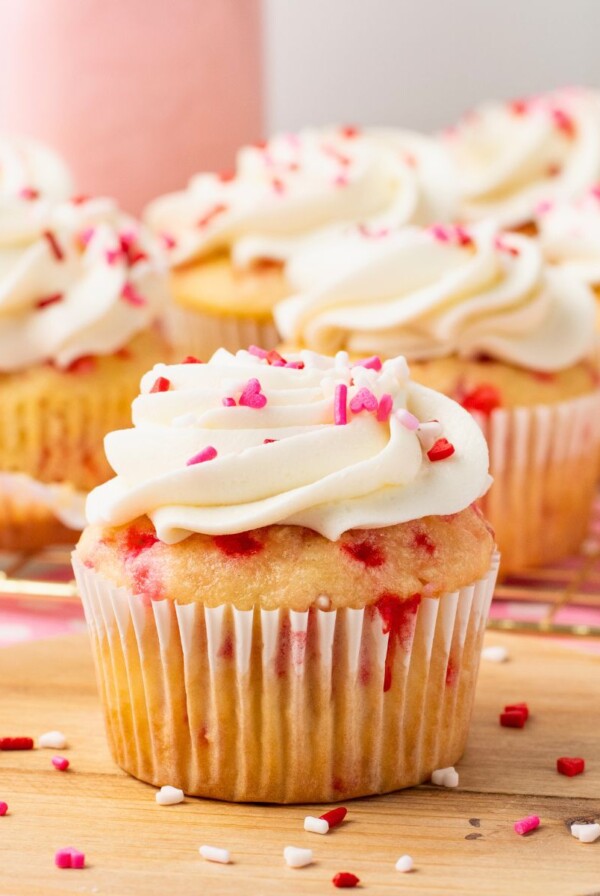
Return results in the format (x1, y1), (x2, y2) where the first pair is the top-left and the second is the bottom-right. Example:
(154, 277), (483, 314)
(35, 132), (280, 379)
(73, 552), (499, 804)
(471, 390), (600, 574)
(165, 303), (279, 359)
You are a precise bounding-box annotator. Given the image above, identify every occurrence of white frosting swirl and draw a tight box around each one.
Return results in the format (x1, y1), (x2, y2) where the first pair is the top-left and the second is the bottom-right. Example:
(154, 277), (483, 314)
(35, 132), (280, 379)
(536, 188), (600, 283)
(144, 127), (457, 268)
(0, 136), (74, 247)
(274, 221), (595, 371)
(0, 197), (169, 372)
(442, 87), (600, 227)
(86, 348), (491, 543)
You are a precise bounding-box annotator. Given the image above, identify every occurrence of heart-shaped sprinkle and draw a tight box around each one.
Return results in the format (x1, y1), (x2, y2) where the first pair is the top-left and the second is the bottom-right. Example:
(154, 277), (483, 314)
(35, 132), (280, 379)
(239, 378), (267, 409)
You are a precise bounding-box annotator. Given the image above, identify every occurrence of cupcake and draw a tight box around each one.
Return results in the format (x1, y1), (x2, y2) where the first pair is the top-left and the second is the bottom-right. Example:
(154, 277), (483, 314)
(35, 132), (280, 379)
(73, 347), (497, 803)
(0, 195), (171, 549)
(275, 221), (600, 574)
(144, 126), (457, 358)
(441, 87), (600, 231)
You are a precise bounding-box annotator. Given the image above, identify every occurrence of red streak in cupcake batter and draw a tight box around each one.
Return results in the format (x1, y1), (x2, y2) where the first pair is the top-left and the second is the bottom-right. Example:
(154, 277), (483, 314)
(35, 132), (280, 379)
(341, 540), (385, 567)
(213, 533), (263, 557)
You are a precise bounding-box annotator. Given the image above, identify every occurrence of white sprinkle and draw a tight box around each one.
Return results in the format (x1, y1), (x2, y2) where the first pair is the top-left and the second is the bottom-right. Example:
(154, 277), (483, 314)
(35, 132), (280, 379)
(172, 412), (198, 427)
(571, 823), (588, 838)
(199, 844), (231, 864)
(482, 645), (509, 663)
(39, 730), (67, 749)
(395, 855), (414, 873)
(417, 421), (443, 451)
(283, 846), (313, 868)
(335, 350), (350, 369)
(431, 766), (459, 788)
(155, 785), (184, 805)
(304, 816), (329, 834)
(315, 594), (331, 611)
(573, 823), (600, 843)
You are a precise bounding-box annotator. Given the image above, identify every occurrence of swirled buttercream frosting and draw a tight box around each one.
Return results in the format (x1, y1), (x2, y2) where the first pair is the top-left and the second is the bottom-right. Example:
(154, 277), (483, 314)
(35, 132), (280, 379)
(536, 187), (600, 283)
(86, 347), (491, 543)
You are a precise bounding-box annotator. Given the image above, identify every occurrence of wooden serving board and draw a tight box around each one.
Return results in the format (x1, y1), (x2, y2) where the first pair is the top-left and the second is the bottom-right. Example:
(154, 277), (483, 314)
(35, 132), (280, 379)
(0, 632), (599, 896)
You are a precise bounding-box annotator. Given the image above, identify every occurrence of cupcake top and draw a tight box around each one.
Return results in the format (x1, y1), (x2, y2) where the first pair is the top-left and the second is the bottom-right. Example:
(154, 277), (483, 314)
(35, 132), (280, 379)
(144, 126), (457, 268)
(442, 87), (600, 228)
(86, 347), (490, 544)
(0, 196), (169, 372)
(274, 221), (595, 371)
(536, 187), (600, 284)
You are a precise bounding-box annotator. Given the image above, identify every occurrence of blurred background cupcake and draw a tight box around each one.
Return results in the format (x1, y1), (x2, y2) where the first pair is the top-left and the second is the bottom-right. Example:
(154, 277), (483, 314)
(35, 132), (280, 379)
(275, 220), (600, 574)
(440, 87), (600, 232)
(0, 193), (170, 549)
(144, 127), (457, 359)
(74, 346), (497, 803)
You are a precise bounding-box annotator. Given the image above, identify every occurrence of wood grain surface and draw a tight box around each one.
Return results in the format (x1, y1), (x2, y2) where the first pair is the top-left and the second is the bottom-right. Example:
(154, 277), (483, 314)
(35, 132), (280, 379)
(0, 631), (599, 896)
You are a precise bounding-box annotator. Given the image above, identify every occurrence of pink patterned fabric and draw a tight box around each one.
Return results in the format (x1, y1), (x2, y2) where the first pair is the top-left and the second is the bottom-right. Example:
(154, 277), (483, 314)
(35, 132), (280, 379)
(0, 0), (263, 212)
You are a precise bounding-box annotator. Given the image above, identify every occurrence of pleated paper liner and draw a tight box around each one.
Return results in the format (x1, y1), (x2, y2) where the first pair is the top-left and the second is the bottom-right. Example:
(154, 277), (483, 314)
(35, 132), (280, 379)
(73, 552), (499, 804)
(165, 303), (279, 360)
(473, 391), (600, 577)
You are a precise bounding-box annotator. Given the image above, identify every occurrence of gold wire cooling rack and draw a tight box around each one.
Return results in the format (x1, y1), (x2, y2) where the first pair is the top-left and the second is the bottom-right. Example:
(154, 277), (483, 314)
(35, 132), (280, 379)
(1, 535), (600, 639)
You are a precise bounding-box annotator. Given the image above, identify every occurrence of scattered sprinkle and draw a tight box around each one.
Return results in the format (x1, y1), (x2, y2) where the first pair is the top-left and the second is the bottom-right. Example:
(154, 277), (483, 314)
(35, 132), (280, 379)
(304, 816), (329, 835)
(427, 438), (455, 462)
(557, 757), (585, 777)
(0, 737), (34, 751)
(38, 731), (67, 750)
(334, 384), (348, 425)
(155, 785), (185, 806)
(514, 815), (540, 836)
(199, 844), (231, 864)
(0, 802), (7, 816)
(396, 409), (420, 431)
(431, 766), (459, 788)
(52, 756), (70, 771)
(505, 702), (529, 721)
(349, 387), (378, 414)
(248, 345), (269, 359)
(354, 355), (382, 372)
(182, 355), (202, 363)
(55, 848), (85, 869)
(186, 446), (218, 466)
(395, 855), (414, 873)
(43, 230), (64, 261)
(416, 420), (443, 450)
(320, 806), (348, 828)
(332, 871), (360, 888)
(376, 394), (393, 422)
(121, 283), (147, 307)
(19, 186), (39, 200)
(197, 203), (228, 228)
(482, 645), (509, 663)
(571, 823), (600, 843)
(461, 384), (502, 416)
(222, 397), (236, 407)
(150, 376), (170, 393)
(283, 846), (313, 868)
(36, 293), (64, 310)
(500, 710), (527, 729)
(239, 378), (267, 409)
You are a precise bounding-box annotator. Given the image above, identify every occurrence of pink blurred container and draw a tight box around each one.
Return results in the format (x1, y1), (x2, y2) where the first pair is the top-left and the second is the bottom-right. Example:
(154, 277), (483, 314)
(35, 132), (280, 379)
(0, 0), (263, 213)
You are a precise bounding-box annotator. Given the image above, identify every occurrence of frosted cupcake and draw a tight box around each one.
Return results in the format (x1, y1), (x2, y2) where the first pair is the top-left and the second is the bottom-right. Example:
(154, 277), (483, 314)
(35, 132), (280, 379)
(73, 348), (497, 803)
(275, 221), (600, 574)
(144, 126), (457, 357)
(0, 195), (170, 549)
(441, 87), (600, 231)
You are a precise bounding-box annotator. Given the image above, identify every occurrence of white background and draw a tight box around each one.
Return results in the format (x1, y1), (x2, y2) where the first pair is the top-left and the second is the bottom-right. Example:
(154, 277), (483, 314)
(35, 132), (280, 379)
(264, 0), (600, 133)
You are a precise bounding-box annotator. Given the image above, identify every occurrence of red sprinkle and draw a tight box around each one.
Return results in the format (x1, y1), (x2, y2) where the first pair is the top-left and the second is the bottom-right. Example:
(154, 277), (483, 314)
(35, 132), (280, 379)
(320, 806), (347, 828)
(213, 532), (263, 557)
(70, 194), (90, 205)
(197, 203), (228, 228)
(161, 232), (177, 250)
(500, 710), (527, 729)
(222, 397), (236, 407)
(0, 801), (7, 816)
(43, 230), (64, 261)
(505, 702), (529, 721)
(427, 438), (455, 462)
(509, 98), (529, 115)
(334, 384), (348, 425)
(0, 737), (34, 751)
(182, 355), (202, 363)
(266, 349), (286, 366)
(150, 376), (170, 393)
(36, 293), (63, 310)
(557, 757), (585, 777)
(552, 107), (576, 138)
(461, 384), (502, 416)
(332, 872), (360, 888)
(340, 125), (360, 138)
(64, 355), (96, 375)
(121, 283), (147, 307)
(19, 187), (39, 200)
(263, 438), (277, 444)
(187, 446), (218, 466)
(52, 756), (69, 771)
(514, 815), (540, 836)
(217, 169), (235, 182)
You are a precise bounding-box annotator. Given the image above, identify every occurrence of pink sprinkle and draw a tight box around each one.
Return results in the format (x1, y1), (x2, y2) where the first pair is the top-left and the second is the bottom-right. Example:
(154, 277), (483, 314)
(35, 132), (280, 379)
(121, 283), (147, 307)
(354, 355), (382, 372)
(396, 409), (420, 430)
(357, 223), (390, 239)
(334, 384), (348, 425)
(248, 345), (269, 359)
(106, 248), (123, 265)
(79, 227), (95, 246)
(334, 173), (349, 187)
(284, 360), (305, 369)
(19, 186), (39, 200)
(376, 394), (393, 422)
(160, 232), (177, 250)
(239, 378), (267, 409)
(430, 224), (450, 242)
(454, 225), (473, 247)
(536, 200), (554, 215)
(0, 801), (7, 816)
(55, 848), (85, 870)
(70, 851), (85, 870)
(187, 446), (218, 466)
(222, 397), (236, 407)
(590, 185), (600, 201)
(52, 756), (69, 771)
(514, 815), (540, 836)
(349, 387), (378, 414)
(272, 177), (286, 195)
